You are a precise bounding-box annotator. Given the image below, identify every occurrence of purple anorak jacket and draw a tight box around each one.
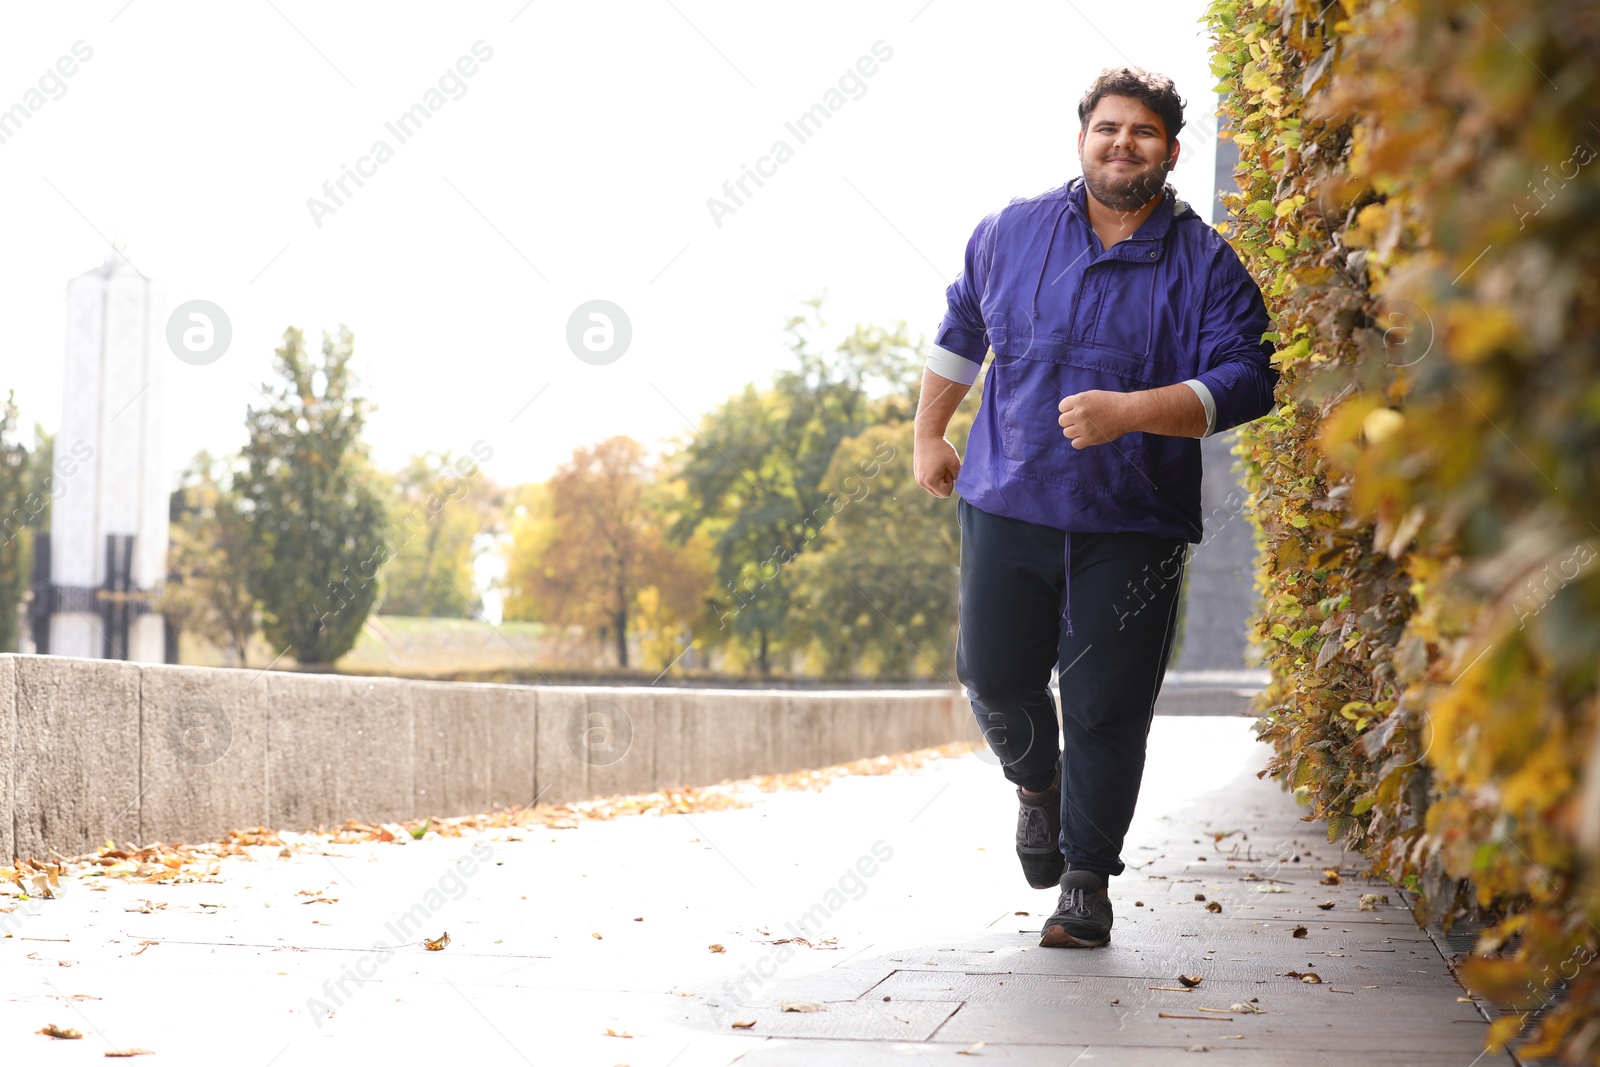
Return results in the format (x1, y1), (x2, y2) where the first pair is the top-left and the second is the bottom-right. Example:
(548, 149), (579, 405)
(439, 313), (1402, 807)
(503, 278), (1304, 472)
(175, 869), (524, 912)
(933, 176), (1278, 630)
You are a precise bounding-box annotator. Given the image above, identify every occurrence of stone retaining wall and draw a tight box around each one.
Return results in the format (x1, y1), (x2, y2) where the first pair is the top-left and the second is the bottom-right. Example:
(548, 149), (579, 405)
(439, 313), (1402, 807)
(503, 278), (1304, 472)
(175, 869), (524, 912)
(0, 654), (968, 859)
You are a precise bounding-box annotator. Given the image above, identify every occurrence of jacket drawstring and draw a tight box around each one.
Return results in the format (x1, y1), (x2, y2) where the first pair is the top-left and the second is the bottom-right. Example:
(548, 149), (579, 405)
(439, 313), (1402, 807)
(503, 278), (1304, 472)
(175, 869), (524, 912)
(1031, 200), (1071, 320)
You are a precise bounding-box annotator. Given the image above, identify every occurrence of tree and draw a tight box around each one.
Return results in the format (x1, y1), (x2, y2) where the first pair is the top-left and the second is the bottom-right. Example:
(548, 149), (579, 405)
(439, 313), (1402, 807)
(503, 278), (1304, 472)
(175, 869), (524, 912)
(667, 298), (925, 675)
(380, 450), (496, 618)
(162, 452), (257, 666)
(240, 326), (389, 665)
(502, 437), (710, 669)
(788, 371), (978, 679)
(0, 392), (31, 652)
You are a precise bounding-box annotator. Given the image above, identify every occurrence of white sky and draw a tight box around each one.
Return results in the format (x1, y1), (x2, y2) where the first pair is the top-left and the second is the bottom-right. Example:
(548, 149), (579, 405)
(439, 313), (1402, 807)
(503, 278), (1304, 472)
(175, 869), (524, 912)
(2, 0), (1223, 492)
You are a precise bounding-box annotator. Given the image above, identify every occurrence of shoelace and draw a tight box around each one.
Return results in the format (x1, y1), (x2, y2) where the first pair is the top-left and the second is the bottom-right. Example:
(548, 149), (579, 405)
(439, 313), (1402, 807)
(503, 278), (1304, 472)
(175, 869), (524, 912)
(1018, 803), (1052, 848)
(1059, 886), (1091, 918)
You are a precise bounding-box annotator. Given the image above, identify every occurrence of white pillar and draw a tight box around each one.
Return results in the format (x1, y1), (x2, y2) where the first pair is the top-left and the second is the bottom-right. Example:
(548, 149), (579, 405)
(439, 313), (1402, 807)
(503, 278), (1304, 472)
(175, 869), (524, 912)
(51, 251), (167, 661)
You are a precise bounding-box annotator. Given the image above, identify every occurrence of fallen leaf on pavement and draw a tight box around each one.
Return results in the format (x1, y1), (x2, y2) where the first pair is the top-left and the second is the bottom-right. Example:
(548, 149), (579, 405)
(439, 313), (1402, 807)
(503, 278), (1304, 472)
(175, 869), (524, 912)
(422, 932), (450, 951)
(603, 1028), (632, 1038)
(1206, 901), (1222, 913)
(300, 897), (338, 905)
(957, 1042), (986, 1055)
(708, 943), (725, 953)
(779, 1001), (825, 1013)
(1178, 974), (1204, 988)
(1317, 900), (1336, 910)
(38, 1023), (82, 1039)
(105, 1049), (155, 1057)
(730, 1020), (756, 1029)
(1292, 925), (1308, 938)
(1358, 893), (1390, 910)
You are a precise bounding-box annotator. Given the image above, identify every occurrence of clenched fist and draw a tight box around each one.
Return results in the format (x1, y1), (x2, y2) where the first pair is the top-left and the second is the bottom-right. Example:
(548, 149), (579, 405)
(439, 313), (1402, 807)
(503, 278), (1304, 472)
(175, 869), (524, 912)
(914, 433), (961, 498)
(1057, 390), (1132, 449)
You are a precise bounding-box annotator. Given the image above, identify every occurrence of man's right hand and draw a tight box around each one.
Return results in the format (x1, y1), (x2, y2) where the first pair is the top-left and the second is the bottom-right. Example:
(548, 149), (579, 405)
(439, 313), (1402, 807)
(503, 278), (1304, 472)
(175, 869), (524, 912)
(914, 433), (962, 498)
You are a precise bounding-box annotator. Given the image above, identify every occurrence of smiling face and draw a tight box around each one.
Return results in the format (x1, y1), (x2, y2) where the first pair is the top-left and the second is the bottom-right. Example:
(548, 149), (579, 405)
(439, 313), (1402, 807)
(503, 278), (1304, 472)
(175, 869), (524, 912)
(1077, 94), (1179, 212)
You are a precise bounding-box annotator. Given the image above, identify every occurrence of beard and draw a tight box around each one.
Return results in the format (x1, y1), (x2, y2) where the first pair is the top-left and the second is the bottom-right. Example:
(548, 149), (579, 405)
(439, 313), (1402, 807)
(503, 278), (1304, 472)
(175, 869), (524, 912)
(1081, 156), (1169, 212)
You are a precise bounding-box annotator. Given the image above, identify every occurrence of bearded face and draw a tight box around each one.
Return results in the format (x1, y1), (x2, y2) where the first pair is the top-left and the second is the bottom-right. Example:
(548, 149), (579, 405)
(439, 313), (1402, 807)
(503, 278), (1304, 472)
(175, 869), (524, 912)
(1078, 94), (1177, 213)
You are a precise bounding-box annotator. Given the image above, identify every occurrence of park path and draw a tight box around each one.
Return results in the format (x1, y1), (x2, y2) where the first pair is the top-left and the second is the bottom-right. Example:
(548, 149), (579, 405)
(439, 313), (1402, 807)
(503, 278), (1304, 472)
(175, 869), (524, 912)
(1, 714), (1508, 1066)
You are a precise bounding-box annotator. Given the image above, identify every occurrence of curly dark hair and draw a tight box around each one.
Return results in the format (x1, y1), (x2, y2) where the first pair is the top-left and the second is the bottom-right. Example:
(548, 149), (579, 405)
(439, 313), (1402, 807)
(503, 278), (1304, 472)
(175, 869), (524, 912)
(1077, 67), (1186, 144)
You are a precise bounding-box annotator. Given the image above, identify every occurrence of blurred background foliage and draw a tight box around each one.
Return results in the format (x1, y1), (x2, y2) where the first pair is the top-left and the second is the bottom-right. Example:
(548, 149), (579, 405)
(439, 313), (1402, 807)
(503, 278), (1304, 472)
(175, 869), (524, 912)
(1207, 0), (1600, 1059)
(31, 298), (970, 684)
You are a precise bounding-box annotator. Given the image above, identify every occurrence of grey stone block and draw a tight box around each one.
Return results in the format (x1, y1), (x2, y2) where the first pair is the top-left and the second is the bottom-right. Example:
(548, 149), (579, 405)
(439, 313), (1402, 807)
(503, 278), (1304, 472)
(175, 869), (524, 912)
(681, 689), (754, 787)
(532, 686), (598, 806)
(411, 680), (491, 819)
(267, 671), (413, 831)
(139, 662), (269, 843)
(584, 688), (655, 800)
(649, 688), (685, 793)
(865, 692), (902, 759)
(484, 685), (537, 812)
(775, 693), (823, 775)
(13, 654), (141, 858)
(822, 692), (866, 767)
(0, 655), (14, 861)
(336, 675), (414, 825)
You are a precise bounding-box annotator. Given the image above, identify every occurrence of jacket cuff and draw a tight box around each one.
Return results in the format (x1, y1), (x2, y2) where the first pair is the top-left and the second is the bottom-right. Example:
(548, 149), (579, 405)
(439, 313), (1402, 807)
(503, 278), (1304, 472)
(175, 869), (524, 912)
(927, 344), (982, 386)
(1181, 379), (1216, 437)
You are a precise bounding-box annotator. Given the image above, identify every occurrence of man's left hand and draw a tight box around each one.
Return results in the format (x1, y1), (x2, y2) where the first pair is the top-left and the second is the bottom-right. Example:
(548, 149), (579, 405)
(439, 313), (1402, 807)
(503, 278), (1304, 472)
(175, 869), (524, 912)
(1058, 390), (1131, 449)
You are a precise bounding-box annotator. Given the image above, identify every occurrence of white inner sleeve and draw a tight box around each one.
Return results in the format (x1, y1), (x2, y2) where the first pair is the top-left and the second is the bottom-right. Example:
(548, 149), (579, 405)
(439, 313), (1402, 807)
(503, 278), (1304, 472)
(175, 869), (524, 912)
(925, 344), (981, 386)
(1182, 378), (1217, 437)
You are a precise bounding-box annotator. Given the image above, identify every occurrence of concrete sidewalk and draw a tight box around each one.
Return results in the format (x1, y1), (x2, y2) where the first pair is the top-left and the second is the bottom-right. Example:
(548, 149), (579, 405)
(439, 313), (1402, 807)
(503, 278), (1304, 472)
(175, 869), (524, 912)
(1, 716), (1506, 1066)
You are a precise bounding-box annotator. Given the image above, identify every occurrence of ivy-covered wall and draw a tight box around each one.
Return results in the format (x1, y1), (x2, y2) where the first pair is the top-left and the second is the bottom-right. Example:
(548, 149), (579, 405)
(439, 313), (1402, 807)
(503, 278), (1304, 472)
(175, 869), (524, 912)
(1205, 0), (1600, 1060)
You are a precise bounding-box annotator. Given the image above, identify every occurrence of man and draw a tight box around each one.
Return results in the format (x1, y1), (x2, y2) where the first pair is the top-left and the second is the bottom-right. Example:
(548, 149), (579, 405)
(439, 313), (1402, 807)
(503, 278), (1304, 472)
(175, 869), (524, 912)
(912, 67), (1278, 948)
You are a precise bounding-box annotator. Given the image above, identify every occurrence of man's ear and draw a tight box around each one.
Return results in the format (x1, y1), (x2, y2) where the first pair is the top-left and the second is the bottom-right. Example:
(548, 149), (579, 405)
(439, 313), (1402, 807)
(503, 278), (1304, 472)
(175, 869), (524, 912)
(1076, 127), (1084, 157)
(1165, 139), (1181, 170)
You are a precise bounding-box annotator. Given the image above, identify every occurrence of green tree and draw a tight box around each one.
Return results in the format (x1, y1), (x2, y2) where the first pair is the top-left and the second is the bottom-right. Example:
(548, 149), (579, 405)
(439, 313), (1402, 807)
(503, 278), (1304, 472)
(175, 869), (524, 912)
(380, 451), (496, 618)
(788, 372), (977, 680)
(0, 392), (32, 652)
(240, 326), (388, 665)
(668, 298), (925, 675)
(162, 452), (257, 666)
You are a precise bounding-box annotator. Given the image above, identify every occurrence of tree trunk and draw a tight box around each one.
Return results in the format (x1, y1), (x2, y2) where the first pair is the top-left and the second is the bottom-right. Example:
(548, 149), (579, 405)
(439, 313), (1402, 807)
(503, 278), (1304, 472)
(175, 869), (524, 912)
(614, 608), (628, 668)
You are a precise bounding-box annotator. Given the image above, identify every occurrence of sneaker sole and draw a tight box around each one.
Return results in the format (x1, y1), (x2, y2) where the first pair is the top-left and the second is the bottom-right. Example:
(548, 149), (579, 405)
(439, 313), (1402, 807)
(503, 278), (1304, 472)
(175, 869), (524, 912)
(1020, 853), (1065, 890)
(1039, 924), (1109, 948)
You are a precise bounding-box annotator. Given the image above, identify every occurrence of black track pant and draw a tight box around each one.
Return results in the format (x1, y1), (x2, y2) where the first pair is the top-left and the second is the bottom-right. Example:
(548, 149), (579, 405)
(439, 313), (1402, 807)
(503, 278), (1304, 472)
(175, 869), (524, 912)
(955, 496), (1188, 881)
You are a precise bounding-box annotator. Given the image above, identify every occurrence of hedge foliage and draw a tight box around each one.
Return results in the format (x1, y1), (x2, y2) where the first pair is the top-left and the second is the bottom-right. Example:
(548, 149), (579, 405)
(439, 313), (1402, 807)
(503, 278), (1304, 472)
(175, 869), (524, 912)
(1205, 0), (1600, 1059)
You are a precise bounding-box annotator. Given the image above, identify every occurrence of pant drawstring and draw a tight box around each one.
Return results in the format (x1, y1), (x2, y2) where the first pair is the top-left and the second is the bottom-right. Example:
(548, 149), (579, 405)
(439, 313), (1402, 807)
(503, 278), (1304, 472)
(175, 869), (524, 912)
(1060, 534), (1073, 636)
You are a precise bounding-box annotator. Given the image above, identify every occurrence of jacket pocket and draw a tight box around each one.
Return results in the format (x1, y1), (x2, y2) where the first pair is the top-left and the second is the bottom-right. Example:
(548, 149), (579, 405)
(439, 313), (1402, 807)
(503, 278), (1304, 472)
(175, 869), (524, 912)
(990, 341), (1152, 492)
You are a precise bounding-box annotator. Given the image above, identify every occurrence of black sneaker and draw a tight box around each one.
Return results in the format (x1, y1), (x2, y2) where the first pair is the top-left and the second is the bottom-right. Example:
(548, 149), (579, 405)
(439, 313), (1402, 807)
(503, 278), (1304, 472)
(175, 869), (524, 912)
(1040, 867), (1113, 948)
(1015, 761), (1063, 889)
